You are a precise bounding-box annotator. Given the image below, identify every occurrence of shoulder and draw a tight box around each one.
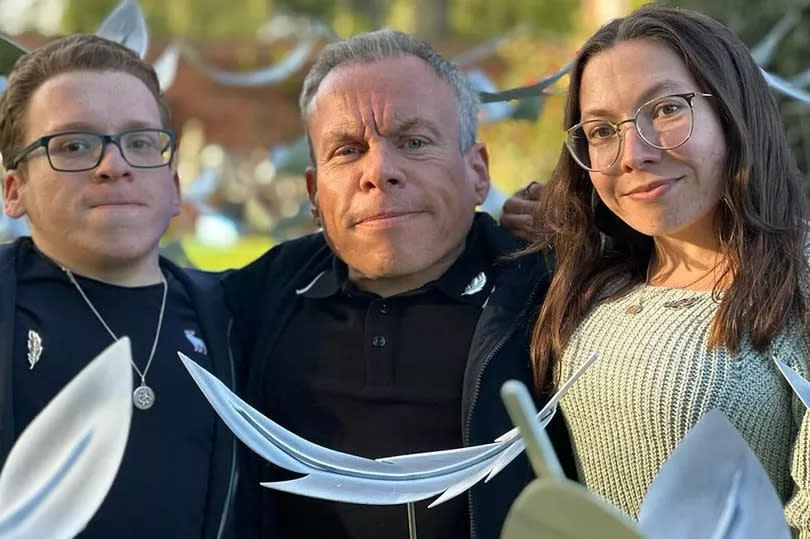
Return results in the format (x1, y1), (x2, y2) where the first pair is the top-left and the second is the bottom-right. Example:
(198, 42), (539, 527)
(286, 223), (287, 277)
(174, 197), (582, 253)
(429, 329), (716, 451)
(161, 257), (220, 293)
(222, 231), (330, 293)
(0, 237), (31, 274)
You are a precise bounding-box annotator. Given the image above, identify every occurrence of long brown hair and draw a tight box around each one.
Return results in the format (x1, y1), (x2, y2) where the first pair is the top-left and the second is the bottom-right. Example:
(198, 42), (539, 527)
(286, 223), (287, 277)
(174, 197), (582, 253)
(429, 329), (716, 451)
(528, 5), (809, 390)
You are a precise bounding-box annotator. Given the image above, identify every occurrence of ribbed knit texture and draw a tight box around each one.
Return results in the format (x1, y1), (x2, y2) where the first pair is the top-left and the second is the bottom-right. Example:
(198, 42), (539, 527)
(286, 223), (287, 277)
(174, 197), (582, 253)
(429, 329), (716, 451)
(557, 284), (810, 537)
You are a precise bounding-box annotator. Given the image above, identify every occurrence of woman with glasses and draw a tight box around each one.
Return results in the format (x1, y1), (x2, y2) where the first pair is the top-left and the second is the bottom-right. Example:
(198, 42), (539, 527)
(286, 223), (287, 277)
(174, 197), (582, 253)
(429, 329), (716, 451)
(525, 4), (810, 533)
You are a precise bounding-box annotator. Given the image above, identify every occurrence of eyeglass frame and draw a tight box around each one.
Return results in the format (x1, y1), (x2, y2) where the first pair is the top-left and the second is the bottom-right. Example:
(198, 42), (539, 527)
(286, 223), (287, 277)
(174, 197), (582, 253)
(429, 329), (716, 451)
(7, 128), (178, 172)
(565, 92), (713, 172)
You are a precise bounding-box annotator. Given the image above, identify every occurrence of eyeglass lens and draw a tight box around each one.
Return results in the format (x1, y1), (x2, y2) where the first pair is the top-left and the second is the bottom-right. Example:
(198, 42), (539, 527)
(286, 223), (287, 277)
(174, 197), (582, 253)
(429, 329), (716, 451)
(47, 130), (173, 171)
(566, 95), (694, 171)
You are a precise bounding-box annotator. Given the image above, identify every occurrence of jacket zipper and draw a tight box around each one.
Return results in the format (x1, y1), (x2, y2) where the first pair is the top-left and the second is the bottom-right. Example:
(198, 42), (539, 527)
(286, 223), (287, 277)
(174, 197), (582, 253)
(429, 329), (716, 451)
(464, 277), (545, 539)
(217, 318), (238, 539)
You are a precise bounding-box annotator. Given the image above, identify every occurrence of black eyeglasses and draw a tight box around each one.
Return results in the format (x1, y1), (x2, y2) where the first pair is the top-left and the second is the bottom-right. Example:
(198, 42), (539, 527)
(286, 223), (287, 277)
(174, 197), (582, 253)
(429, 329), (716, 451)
(565, 92), (713, 172)
(9, 128), (177, 172)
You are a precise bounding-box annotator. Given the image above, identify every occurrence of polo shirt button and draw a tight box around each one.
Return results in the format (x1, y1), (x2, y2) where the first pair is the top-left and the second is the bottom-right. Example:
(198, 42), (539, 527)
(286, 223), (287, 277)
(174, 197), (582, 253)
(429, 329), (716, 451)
(379, 303), (389, 314)
(372, 335), (387, 347)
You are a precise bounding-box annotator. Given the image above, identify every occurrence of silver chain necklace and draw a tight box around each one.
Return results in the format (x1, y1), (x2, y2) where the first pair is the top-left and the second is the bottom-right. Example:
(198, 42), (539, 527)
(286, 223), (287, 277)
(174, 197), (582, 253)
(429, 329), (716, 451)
(62, 267), (167, 410)
(625, 258), (718, 315)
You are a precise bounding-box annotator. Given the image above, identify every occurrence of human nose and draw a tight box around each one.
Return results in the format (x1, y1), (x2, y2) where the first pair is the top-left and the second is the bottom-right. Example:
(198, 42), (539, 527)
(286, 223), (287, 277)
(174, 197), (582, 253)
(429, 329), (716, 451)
(359, 144), (406, 192)
(93, 140), (132, 182)
(618, 124), (661, 173)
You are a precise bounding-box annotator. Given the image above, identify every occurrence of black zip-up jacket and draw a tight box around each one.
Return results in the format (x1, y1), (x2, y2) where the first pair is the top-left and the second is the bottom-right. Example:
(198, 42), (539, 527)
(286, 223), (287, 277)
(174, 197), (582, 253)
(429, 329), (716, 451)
(0, 238), (240, 539)
(224, 213), (575, 539)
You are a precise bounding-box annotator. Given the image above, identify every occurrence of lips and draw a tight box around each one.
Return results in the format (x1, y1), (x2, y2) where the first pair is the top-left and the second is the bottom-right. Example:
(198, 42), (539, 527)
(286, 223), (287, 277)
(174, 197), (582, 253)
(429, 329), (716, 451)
(353, 211), (422, 226)
(624, 177), (682, 196)
(88, 199), (146, 208)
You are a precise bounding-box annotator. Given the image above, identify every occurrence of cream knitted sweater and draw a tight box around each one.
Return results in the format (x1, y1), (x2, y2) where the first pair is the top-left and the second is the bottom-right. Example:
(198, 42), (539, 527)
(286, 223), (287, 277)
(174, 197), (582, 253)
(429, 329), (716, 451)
(557, 284), (810, 536)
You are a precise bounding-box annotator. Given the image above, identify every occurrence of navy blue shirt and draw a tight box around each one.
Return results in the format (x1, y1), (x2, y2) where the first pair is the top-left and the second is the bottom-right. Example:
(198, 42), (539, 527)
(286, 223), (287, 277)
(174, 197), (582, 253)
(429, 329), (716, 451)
(13, 240), (216, 538)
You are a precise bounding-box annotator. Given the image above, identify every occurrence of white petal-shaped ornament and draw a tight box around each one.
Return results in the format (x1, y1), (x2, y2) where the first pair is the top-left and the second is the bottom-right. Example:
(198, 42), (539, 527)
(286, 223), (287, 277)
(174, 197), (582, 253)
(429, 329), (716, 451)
(0, 338), (133, 539)
(499, 380), (642, 539)
(95, 0), (149, 59)
(152, 43), (180, 92)
(639, 409), (789, 539)
(775, 358), (810, 409)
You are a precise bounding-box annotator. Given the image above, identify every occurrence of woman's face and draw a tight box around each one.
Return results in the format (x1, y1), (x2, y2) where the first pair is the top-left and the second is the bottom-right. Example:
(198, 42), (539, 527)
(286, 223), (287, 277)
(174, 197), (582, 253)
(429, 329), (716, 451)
(578, 38), (727, 242)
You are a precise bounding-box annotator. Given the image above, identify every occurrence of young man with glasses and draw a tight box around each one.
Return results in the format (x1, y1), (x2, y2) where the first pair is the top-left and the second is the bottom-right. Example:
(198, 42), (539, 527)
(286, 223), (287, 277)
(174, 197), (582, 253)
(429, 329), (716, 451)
(0, 35), (239, 538)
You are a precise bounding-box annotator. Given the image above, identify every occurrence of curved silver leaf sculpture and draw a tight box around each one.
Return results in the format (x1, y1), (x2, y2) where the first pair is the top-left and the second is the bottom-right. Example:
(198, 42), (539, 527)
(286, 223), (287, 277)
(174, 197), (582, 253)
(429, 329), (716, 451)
(639, 409), (790, 539)
(95, 0), (149, 59)
(179, 350), (599, 506)
(0, 338), (133, 539)
(775, 358), (810, 409)
(501, 391), (791, 539)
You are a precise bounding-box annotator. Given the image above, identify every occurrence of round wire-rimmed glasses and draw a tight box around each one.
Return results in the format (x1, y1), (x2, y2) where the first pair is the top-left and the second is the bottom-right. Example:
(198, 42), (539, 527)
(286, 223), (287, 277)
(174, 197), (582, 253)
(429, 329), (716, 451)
(565, 92), (713, 172)
(8, 128), (177, 172)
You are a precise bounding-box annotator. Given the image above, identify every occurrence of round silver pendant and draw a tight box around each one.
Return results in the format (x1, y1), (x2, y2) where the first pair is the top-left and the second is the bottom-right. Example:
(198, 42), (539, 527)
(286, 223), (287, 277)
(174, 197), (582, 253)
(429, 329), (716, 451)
(133, 385), (155, 410)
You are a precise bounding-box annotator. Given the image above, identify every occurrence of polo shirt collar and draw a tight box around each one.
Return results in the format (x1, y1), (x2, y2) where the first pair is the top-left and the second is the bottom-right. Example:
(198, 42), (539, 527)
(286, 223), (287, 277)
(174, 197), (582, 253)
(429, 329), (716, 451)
(296, 224), (493, 306)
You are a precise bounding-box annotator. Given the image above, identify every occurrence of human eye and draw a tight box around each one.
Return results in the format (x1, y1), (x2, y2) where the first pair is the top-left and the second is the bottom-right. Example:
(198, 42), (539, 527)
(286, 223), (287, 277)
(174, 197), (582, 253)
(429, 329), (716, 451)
(124, 131), (161, 151)
(585, 122), (616, 143)
(51, 134), (96, 155)
(404, 137), (426, 150)
(650, 98), (685, 119)
(334, 145), (361, 157)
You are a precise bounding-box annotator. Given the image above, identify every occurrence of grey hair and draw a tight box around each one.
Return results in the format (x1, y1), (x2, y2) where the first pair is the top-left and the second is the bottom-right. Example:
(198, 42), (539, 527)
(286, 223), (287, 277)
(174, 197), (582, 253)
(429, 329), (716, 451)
(299, 29), (479, 155)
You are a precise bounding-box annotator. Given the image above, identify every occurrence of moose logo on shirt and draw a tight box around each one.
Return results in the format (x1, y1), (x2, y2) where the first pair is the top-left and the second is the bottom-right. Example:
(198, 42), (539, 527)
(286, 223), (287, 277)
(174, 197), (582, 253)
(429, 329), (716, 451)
(184, 329), (208, 355)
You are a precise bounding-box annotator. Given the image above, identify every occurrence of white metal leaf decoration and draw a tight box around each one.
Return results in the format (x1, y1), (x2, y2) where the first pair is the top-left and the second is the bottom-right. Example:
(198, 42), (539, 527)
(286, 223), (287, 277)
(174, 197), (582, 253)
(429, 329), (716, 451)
(775, 358), (810, 409)
(179, 350), (599, 506)
(639, 409), (790, 539)
(152, 42), (180, 92)
(95, 0), (149, 59)
(0, 338), (133, 539)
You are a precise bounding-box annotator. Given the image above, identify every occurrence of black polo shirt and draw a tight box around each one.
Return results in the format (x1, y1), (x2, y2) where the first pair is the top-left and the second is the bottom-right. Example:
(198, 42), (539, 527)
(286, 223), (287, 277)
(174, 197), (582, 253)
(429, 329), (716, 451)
(261, 229), (495, 539)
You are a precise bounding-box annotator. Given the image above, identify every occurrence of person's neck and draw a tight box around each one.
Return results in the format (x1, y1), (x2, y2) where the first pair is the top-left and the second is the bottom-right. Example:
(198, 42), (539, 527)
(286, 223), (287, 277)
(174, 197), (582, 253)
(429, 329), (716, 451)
(348, 241), (466, 298)
(651, 232), (726, 289)
(32, 239), (164, 287)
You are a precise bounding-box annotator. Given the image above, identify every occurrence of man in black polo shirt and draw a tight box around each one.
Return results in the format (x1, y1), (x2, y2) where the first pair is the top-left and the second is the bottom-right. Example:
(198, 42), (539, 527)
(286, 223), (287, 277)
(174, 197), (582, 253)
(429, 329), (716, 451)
(0, 35), (238, 538)
(224, 30), (573, 539)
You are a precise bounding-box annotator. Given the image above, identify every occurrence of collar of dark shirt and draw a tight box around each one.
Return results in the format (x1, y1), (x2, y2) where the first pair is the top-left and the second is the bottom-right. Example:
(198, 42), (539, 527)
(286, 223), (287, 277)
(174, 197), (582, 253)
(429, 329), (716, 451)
(300, 224), (493, 307)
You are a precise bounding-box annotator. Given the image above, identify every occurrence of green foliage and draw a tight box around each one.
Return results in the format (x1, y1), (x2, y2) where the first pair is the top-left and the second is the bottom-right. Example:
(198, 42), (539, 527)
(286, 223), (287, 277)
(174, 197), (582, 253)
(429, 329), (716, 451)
(0, 36), (26, 76)
(450, 0), (580, 38)
(62, 0), (271, 38)
(664, 0), (810, 178)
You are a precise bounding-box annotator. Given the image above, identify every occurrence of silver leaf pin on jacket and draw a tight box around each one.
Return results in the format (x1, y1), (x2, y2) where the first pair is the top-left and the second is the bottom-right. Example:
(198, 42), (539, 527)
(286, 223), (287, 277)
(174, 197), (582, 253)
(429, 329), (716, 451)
(27, 330), (43, 370)
(462, 272), (487, 296)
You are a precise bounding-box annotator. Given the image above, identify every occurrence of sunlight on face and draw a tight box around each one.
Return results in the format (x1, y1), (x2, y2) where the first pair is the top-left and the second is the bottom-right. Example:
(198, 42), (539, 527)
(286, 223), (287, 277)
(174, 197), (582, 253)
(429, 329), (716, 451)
(6, 70), (180, 269)
(306, 56), (490, 284)
(579, 39), (727, 242)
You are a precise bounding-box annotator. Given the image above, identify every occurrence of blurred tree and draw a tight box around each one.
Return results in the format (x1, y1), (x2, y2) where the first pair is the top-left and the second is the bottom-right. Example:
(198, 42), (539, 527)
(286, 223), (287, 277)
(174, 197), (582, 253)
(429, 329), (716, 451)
(450, 0), (580, 39)
(414, 0), (449, 39)
(665, 0), (810, 181)
(62, 0), (271, 37)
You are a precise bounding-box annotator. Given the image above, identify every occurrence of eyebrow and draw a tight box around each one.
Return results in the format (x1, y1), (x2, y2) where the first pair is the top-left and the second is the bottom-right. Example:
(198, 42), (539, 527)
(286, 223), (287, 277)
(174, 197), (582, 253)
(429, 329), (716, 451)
(581, 80), (689, 120)
(319, 117), (444, 149)
(394, 118), (443, 140)
(43, 120), (161, 135)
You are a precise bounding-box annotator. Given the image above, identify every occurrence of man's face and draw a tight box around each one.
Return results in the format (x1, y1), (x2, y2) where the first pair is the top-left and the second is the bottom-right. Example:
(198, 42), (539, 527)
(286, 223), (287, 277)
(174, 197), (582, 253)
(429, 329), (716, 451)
(3, 70), (180, 269)
(305, 56), (490, 286)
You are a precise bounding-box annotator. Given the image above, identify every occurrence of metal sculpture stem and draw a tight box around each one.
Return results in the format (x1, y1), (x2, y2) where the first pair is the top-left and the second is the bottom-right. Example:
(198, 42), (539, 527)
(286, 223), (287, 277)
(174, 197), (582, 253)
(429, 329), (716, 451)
(407, 502), (417, 539)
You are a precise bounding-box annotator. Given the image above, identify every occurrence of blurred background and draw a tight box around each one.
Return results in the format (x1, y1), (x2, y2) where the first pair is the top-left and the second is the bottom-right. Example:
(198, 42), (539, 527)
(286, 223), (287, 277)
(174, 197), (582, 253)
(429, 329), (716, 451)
(1, 0), (809, 270)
